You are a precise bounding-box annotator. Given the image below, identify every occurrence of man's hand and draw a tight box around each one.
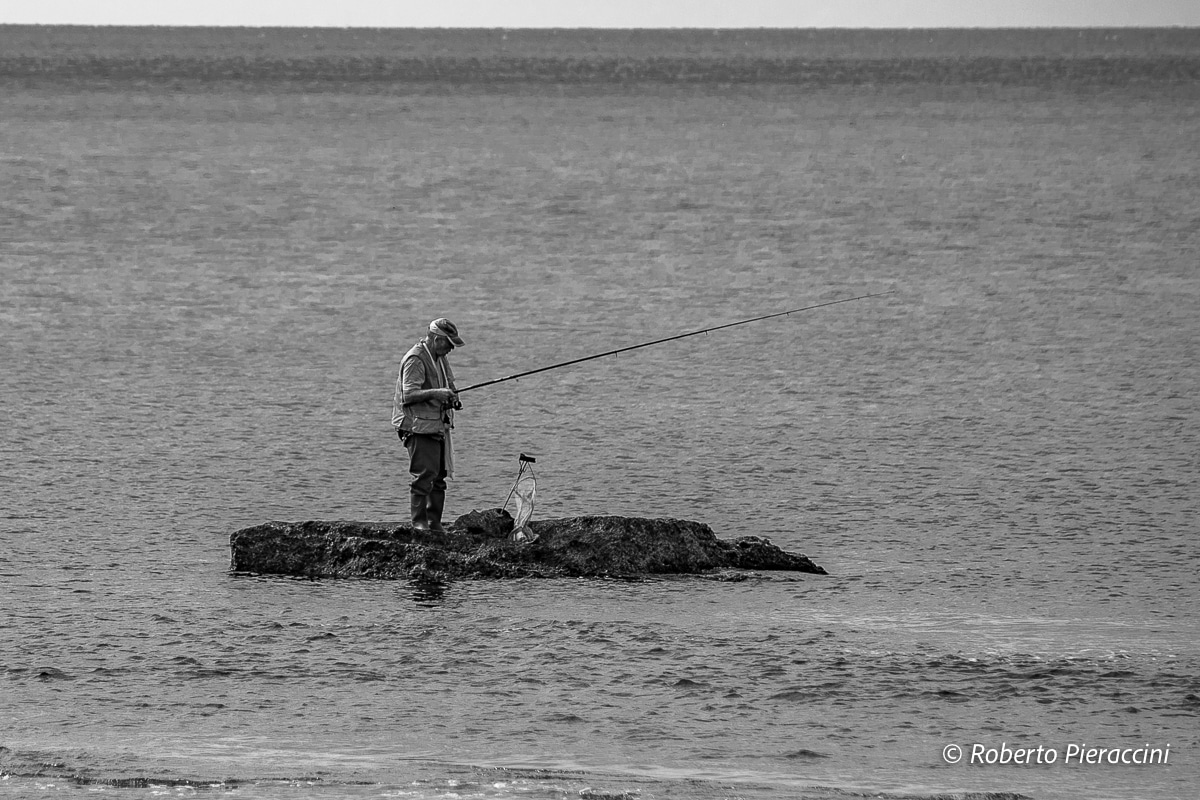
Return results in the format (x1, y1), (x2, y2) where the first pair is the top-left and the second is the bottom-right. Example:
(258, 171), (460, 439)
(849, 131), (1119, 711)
(430, 388), (457, 404)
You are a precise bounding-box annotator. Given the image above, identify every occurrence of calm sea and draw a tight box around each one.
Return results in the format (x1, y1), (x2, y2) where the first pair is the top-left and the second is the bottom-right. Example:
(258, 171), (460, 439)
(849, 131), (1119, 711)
(2, 26), (1198, 800)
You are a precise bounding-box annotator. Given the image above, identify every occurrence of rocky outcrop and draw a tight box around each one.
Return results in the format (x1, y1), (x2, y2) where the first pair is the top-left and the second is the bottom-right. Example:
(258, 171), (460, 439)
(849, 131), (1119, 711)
(228, 509), (826, 581)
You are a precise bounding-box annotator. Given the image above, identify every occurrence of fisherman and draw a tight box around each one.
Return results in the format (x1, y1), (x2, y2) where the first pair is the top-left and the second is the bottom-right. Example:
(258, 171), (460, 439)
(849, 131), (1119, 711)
(393, 318), (463, 532)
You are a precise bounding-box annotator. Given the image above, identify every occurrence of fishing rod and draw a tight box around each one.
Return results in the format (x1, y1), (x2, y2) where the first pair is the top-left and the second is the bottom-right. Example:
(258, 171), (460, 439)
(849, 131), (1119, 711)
(455, 289), (894, 394)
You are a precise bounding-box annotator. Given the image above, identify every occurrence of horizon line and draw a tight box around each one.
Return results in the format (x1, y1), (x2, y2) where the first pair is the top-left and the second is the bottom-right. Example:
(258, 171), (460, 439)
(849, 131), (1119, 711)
(3, 22), (1199, 31)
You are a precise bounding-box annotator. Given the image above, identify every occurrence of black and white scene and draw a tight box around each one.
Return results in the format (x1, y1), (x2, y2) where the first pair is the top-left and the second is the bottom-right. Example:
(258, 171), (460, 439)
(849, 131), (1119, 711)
(2, 2), (1198, 798)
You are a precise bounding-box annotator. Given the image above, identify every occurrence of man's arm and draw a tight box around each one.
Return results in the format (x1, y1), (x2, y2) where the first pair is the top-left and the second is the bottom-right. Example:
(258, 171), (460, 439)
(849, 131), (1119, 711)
(404, 387), (456, 405)
(401, 358), (456, 406)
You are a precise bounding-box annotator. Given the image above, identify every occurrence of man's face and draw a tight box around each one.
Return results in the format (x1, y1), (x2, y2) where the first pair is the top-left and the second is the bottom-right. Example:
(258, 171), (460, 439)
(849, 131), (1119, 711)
(430, 335), (455, 357)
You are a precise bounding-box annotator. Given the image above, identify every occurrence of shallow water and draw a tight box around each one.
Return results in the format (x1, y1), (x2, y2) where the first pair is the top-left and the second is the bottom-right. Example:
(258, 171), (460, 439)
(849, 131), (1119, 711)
(3, 36), (1200, 799)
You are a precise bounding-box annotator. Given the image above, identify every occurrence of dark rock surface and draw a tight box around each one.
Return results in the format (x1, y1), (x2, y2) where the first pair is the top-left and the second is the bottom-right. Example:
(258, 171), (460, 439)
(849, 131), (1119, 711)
(228, 509), (827, 581)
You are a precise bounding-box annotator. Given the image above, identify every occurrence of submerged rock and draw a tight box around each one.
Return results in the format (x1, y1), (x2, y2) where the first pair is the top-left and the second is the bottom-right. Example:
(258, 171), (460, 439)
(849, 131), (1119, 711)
(228, 509), (827, 581)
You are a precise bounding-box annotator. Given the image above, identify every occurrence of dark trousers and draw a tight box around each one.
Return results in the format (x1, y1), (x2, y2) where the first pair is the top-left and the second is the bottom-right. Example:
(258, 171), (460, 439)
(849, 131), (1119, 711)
(401, 431), (447, 524)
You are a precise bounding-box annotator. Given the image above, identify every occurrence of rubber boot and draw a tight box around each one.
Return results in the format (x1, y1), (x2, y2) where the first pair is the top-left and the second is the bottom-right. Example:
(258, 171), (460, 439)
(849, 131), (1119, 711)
(427, 489), (446, 533)
(410, 493), (429, 531)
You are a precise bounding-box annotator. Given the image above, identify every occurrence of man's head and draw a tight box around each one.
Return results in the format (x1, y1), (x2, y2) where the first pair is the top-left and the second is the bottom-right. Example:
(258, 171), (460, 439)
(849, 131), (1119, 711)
(427, 318), (464, 356)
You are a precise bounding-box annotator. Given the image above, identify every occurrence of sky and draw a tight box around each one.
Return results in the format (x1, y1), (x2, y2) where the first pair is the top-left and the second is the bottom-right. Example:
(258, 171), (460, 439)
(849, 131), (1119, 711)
(3, 0), (1199, 28)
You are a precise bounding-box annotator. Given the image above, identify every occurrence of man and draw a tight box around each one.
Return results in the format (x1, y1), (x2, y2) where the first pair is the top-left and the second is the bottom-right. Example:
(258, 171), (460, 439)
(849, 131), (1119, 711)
(392, 318), (464, 532)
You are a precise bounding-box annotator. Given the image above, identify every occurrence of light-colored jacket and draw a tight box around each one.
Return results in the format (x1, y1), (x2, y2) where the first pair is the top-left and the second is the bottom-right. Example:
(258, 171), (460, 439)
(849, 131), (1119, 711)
(392, 340), (456, 435)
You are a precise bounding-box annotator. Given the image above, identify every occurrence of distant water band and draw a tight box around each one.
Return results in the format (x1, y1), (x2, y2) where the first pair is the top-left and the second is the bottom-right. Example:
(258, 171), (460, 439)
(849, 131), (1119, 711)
(3, 54), (1199, 84)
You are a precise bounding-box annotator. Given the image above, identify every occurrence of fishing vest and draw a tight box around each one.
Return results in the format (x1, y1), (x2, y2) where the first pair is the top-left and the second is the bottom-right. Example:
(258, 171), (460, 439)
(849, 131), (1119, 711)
(393, 341), (454, 436)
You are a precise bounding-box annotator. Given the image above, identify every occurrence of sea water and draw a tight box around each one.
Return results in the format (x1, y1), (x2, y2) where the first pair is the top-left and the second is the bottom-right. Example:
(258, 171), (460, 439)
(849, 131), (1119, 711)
(2, 27), (1198, 800)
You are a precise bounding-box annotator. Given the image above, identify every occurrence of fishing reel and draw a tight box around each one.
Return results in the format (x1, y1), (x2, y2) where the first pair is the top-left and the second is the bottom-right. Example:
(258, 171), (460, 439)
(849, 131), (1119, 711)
(440, 395), (462, 426)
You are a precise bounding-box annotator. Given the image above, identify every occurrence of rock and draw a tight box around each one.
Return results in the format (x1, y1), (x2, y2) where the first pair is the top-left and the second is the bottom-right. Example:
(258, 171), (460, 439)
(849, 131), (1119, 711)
(228, 510), (827, 581)
(451, 507), (515, 539)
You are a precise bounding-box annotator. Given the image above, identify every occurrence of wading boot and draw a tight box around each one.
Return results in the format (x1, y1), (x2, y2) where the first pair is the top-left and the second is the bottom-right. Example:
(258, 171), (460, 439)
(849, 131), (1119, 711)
(427, 489), (446, 533)
(410, 493), (429, 531)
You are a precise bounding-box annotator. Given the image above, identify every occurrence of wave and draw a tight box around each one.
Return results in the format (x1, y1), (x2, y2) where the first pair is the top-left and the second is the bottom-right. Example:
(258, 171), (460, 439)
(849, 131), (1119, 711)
(0, 746), (1040, 799)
